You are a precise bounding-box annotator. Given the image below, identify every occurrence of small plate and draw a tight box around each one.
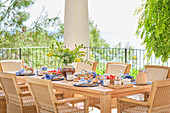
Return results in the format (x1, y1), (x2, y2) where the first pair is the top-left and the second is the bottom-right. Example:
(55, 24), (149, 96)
(16, 73), (35, 76)
(37, 74), (43, 76)
(132, 82), (151, 85)
(73, 83), (99, 87)
(66, 79), (73, 81)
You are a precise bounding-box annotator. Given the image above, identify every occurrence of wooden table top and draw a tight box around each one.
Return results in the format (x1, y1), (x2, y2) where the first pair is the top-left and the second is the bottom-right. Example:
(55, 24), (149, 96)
(51, 80), (151, 97)
(16, 75), (151, 98)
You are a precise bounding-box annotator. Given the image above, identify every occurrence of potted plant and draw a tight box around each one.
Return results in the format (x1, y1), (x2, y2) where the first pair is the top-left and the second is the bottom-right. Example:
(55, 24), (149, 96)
(46, 41), (88, 77)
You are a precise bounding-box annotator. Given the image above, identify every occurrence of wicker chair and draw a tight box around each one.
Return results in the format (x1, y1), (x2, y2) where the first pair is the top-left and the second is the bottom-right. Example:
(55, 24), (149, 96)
(0, 59), (26, 85)
(75, 61), (98, 72)
(0, 77), (30, 113)
(137, 65), (170, 101)
(26, 77), (89, 113)
(0, 72), (37, 113)
(117, 79), (170, 113)
(88, 62), (131, 109)
(0, 60), (24, 72)
(105, 62), (131, 75)
(0, 86), (6, 113)
(145, 65), (170, 81)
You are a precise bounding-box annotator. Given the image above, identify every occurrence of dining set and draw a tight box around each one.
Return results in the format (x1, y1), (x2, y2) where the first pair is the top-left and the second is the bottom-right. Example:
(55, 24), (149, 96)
(0, 59), (170, 113)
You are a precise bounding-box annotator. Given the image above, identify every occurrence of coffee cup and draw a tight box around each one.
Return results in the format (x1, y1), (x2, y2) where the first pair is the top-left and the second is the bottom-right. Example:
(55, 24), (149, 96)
(66, 74), (74, 81)
(103, 79), (110, 86)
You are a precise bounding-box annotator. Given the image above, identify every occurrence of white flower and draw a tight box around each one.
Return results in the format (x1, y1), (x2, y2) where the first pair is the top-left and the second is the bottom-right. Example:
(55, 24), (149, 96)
(65, 56), (69, 62)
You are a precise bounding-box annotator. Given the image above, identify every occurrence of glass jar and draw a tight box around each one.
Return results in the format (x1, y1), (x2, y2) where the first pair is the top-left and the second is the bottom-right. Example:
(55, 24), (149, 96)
(123, 79), (131, 85)
(114, 79), (121, 85)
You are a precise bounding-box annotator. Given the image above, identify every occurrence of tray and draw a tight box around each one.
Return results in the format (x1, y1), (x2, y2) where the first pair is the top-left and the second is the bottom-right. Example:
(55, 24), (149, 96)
(107, 84), (133, 89)
(73, 83), (99, 87)
(132, 82), (151, 85)
(16, 73), (35, 76)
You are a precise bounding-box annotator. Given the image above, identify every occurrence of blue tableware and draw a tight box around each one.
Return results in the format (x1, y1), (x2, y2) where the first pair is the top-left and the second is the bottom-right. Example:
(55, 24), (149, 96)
(42, 74), (54, 80)
(124, 73), (133, 79)
(73, 83), (99, 87)
(131, 81), (151, 85)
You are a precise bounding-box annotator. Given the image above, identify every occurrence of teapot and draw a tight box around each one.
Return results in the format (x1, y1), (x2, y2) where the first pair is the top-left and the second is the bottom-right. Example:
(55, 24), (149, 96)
(136, 69), (150, 84)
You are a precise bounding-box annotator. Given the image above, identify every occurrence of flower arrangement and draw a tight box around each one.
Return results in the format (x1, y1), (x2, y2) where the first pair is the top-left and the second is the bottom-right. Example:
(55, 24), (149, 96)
(46, 41), (86, 66)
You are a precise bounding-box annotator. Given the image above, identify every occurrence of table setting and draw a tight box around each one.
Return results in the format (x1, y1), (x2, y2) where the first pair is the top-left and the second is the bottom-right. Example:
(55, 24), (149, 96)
(70, 68), (152, 89)
(15, 63), (152, 89)
(16, 68), (35, 76)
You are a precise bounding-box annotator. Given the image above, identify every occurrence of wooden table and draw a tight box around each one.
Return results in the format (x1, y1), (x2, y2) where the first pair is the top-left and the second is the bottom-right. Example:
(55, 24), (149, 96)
(16, 76), (151, 113)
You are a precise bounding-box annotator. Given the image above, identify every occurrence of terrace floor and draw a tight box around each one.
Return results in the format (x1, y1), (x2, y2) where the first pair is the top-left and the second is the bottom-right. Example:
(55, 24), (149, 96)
(89, 108), (117, 113)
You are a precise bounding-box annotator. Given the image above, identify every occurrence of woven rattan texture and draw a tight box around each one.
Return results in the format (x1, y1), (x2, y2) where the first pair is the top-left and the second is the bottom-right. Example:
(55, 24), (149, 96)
(0, 89), (6, 113)
(26, 77), (89, 113)
(0, 73), (36, 113)
(117, 80), (170, 113)
(88, 62), (131, 109)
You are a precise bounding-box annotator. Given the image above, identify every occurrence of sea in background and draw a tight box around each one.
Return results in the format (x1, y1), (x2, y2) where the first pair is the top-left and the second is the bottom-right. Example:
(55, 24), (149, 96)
(100, 32), (145, 49)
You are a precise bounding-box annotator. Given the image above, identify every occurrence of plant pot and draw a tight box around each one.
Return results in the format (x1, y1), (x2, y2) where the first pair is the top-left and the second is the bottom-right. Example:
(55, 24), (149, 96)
(61, 65), (75, 78)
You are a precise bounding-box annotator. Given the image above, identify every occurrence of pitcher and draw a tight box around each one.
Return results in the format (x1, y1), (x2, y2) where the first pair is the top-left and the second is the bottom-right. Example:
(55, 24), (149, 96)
(136, 69), (150, 84)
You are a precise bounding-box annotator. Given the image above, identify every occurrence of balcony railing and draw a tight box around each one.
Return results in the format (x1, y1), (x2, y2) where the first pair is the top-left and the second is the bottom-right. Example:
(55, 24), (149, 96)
(0, 47), (169, 75)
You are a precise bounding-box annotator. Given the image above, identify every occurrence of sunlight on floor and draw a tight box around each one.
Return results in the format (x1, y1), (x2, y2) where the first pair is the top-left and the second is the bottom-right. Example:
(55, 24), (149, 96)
(89, 107), (117, 113)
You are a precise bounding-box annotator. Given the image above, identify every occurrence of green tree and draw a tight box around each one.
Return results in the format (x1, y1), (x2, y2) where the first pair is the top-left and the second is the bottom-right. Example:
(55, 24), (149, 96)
(0, 0), (61, 48)
(135, 0), (170, 62)
(89, 20), (110, 48)
(0, 0), (34, 34)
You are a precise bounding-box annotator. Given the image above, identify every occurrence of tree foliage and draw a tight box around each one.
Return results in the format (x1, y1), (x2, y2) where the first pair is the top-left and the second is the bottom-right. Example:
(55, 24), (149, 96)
(135, 0), (170, 62)
(0, 0), (110, 49)
(89, 20), (110, 48)
(0, 0), (62, 48)
(0, 0), (34, 34)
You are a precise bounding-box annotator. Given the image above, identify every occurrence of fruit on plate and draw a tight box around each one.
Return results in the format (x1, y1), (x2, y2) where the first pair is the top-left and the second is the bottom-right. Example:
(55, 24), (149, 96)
(106, 74), (115, 79)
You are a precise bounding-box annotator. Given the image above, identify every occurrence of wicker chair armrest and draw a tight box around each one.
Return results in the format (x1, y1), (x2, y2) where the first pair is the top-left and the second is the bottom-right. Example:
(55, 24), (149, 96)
(18, 82), (26, 85)
(19, 85), (28, 89)
(54, 91), (63, 95)
(55, 97), (88, 105)
(144, 92), (150, 102)
(19, 91), (31, 96)
(118, 97), (148, 106)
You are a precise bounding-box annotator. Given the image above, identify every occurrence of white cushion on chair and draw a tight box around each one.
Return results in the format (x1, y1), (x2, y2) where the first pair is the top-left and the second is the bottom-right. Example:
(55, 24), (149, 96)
(146, 68), (168, 81)
(107, 64), (127, 75)
(0, 60), (23, 72)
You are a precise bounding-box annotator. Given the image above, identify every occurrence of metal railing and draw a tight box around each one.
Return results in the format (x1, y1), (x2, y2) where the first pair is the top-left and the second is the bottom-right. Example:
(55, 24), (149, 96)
(85, 47), (169, 73)
(0, 47), (169, 74)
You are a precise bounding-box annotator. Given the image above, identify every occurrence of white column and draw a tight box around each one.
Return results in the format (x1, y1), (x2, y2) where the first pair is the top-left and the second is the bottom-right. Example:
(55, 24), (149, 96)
(64, 0), (90, 50)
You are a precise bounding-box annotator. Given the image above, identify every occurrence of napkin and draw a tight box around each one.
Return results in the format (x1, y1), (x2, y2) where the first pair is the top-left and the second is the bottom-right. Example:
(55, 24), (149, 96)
(16, 69), (25, 75)
(75, 78), (88, 85)
(42, 74), (54, 80)
(124, 73), (133, 79)
(41, 66), (47, 71)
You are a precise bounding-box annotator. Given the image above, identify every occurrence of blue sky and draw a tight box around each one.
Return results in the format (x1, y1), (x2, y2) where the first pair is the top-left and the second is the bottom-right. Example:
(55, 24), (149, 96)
(27, 0), (145, 49)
